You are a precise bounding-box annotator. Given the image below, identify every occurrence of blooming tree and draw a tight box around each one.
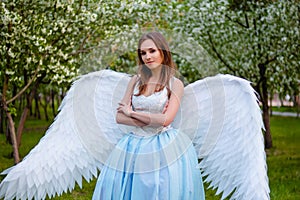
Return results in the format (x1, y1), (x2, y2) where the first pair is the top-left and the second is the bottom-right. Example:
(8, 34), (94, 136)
(1, 0), (299, 164)
(172, 0), (300, 148)
(0, 0), (163, 163)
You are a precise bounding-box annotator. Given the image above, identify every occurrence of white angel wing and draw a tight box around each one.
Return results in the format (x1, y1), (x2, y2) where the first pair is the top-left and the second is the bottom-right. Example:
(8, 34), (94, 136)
(173, 74), (270, 200)
(0, 70), (130, 200)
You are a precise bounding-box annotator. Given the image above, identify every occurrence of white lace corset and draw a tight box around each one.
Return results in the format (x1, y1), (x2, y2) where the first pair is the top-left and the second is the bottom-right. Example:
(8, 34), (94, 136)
(132, 87), (168, 114)
(130, 85), (171, 136)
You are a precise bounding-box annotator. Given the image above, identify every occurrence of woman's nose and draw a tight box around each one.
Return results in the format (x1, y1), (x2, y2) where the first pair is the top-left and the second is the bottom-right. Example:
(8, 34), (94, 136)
(145, 52), (151, 59)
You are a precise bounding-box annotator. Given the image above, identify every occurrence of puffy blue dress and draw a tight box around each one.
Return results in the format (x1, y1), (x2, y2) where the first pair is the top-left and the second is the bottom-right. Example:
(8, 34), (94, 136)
(92, 85), (205, 200)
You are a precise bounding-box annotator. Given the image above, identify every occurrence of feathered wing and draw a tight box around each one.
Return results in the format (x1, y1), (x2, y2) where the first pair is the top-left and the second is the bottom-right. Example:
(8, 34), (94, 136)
(0, 70), (130, 200)
(173, 74), (270, 200)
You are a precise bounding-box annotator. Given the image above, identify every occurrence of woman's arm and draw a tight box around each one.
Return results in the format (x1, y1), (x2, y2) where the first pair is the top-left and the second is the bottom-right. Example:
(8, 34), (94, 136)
(116, 112), (148, 127)
(115, 75), (148, 127)
(119, 78), (184, 127)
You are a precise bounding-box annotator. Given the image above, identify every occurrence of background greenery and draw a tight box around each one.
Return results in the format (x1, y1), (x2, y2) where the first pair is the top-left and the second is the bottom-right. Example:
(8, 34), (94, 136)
(1, 0), (299, 199)
(1, 0), (299, 163)
(1, 115), (299, 199)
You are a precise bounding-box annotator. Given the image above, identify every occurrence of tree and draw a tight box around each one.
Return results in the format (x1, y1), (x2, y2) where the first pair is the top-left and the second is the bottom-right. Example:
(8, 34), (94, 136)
(0, 0), (177, 163)
(0, 0), (104, 163)
(173, 0), (300, 148)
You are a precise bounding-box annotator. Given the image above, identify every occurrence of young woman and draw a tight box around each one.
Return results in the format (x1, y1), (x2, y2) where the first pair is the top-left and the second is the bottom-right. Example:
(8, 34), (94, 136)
(92, 32), (205, 199)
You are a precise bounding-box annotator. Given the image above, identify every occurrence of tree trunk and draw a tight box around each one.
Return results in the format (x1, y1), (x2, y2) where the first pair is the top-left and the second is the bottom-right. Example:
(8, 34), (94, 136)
(5, 122), (11, 144)
(2, 75), (20, 163)
(297, 93), (300, 118)
(269, 93), (273, 116)
(16, 84), (38, 147)
(27, 91), (32, 116)
(34, 92), (41, 119)
(259, 64), (273, 148)
(16, 107), (29, 147)
(4, 105), (20, 163)
(262, 99), (272, 148)
(51, 89), (57, 116)
(0, 109), (4, 134)
(280, 97), (284, 107)
(42, 94), (49, 121)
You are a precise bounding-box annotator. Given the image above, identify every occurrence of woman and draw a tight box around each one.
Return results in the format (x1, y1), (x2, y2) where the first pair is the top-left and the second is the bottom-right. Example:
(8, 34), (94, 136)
(92, 32), (205, 199)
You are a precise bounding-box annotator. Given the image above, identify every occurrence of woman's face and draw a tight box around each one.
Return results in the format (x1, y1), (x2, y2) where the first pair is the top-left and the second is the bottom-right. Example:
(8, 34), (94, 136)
(140, 39), (163, 71)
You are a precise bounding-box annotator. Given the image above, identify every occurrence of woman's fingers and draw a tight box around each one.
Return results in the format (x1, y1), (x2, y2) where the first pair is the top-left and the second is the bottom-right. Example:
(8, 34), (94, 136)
(117, 102), (126, 109)
(117, 102), (133, 117)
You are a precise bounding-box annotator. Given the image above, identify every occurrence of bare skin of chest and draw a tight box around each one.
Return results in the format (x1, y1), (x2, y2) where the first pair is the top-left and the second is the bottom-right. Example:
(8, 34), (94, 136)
(143, 82), (162, 97)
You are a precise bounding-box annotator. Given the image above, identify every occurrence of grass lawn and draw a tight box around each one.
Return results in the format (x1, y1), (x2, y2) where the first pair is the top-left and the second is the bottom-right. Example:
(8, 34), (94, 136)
(0, 116), (299, 199)
(271, 106), (299, 113)
(266, 116), (300, 200)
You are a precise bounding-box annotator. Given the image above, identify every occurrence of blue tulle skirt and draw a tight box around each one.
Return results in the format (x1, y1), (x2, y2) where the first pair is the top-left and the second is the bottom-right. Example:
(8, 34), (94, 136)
(92, 128), (205, 200)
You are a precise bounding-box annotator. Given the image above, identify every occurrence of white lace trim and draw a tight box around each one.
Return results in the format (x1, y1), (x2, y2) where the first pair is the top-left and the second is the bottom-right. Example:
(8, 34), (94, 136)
(130, 125), (172, 137)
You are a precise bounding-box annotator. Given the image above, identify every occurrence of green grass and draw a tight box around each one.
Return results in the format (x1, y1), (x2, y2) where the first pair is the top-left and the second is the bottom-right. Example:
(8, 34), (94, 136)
(0, 116), (299, 199)
(271, 106), (299, 113)
(266, 116), (300, 200)
(0, 119), (50, 174)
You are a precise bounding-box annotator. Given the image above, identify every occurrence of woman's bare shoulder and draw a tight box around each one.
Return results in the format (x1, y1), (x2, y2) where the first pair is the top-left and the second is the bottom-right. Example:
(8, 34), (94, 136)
(128, 74), (139, 84)
(171, 76), (184, 90)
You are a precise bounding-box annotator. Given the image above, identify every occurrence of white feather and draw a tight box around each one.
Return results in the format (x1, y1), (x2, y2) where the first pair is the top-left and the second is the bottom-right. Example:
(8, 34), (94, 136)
(173, 74), (270, 200)
(0, 70), (130, 200)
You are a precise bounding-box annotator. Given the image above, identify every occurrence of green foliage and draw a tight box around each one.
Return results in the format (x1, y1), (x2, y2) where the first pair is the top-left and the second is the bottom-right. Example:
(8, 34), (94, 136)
(1, 0), (299, 103)
(1, 0), (90, 86)
(172, 0), (300, 97)
(7, 106), (17, 117)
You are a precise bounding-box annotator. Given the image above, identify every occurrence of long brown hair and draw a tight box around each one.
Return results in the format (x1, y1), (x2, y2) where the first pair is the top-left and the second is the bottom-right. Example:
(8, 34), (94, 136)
(135, 32), (176, 96)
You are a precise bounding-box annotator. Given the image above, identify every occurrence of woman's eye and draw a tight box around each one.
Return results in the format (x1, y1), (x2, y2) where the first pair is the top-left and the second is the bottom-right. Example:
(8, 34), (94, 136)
(150, 49), (156, 53)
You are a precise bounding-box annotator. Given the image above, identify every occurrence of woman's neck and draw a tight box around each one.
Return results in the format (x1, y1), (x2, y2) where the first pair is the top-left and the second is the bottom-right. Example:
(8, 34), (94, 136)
(149, 66), (162, 82)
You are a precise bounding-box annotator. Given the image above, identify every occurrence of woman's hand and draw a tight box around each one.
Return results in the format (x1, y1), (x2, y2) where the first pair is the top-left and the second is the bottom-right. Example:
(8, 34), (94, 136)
(117, 102), (133, 117)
